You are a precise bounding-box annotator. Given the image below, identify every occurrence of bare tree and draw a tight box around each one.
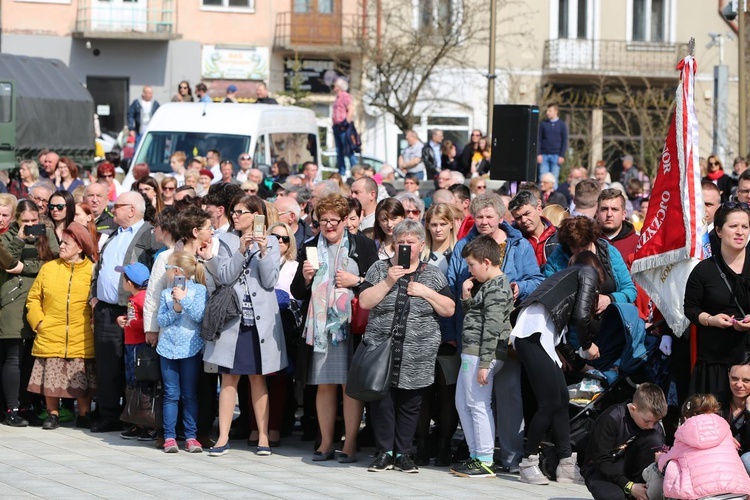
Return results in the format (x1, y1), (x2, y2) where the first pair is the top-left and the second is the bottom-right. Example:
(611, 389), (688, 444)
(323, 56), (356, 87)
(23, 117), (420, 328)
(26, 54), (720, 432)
(359, 0), (526, 133)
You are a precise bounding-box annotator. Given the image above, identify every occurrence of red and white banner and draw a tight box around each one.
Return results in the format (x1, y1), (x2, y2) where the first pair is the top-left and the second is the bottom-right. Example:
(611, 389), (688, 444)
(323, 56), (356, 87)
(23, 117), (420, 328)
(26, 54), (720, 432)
(631, 54), (704, 336)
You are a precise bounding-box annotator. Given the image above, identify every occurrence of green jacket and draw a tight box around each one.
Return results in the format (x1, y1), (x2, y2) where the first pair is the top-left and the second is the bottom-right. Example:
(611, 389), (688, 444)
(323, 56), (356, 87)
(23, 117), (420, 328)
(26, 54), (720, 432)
(460, 274), (513, 367)
(0, 222), (59, 339)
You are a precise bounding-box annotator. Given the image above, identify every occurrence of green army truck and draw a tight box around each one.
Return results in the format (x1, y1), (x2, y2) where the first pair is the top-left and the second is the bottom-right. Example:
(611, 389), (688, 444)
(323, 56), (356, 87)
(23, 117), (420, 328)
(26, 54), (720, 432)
(0, 54), (95, 171)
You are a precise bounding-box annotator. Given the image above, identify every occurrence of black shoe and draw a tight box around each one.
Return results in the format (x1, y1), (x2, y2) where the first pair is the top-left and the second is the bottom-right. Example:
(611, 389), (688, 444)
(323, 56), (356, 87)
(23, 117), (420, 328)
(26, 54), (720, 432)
(5, 409), (29, 427)
(120, 425), (141, 439)
(42, 414), (60, 430)
(75, 414), (92, 429)
(137, 428), (158, 441)
(368, 451), (394, 472)
(90, 417), (122, 433)
(394, 454), (419, 473)
(19, 409), (43, 427)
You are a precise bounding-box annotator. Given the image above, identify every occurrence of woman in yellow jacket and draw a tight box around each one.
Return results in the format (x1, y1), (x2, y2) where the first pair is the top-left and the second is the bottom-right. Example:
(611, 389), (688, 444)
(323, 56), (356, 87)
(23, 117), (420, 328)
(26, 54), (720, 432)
(26, 222), (96, 430)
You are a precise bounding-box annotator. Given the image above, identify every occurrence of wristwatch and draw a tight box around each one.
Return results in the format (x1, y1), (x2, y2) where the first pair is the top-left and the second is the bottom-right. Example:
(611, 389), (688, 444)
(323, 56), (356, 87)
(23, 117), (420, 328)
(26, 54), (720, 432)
(624, 481), (634, 495)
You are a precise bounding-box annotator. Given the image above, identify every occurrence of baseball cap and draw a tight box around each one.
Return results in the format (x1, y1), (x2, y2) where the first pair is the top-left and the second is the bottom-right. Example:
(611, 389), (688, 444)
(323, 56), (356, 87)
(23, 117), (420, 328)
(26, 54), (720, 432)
(227, 84), (238, 93)
(115, 262), (150, 287)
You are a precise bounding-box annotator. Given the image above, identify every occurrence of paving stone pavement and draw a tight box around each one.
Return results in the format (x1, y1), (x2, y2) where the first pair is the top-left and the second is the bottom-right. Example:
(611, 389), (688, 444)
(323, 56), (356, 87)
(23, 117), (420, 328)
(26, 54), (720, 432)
(0, 423), (593, 499)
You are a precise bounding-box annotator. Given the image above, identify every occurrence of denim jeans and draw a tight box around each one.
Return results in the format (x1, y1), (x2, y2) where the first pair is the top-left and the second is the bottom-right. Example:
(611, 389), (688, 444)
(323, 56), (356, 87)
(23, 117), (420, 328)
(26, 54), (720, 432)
(333, 125), (358, 176)
(160, 354), (201, 440)
(124, 343), (147, 389)
(538, 154), (561, 188)
(742, 451), (750, 474)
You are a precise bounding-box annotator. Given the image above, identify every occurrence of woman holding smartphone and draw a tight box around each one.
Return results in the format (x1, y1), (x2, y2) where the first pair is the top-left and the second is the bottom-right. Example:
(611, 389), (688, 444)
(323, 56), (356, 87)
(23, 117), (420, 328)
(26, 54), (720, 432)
(203, 195), (288, 457)
(291, 194), (378, 463)
(0, 200), (58, 426)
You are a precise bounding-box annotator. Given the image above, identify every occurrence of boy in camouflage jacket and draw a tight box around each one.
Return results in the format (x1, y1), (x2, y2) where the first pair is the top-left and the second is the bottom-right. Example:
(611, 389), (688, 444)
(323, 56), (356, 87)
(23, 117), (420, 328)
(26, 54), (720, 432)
(451, 235), (513, 478)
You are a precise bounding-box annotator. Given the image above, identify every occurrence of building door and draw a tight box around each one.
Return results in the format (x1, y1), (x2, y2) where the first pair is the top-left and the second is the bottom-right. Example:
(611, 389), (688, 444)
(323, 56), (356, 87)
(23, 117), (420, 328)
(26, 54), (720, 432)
(92, 0), (148, 32)
(291, 0), (342, 45)
(86, 77), (129, 135)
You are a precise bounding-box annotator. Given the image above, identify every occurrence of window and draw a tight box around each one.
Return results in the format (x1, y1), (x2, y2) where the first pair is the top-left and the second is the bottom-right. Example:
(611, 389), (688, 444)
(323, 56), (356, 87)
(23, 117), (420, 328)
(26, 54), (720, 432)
(416, 0), (454, 33)
(556, 0), (589, 39)
(0, 83), (12, 123)
(631, 0), (669, 42)
(134, 132), (251, 173)
(269, 133), (317, 168)
(201, 0), (254, 10)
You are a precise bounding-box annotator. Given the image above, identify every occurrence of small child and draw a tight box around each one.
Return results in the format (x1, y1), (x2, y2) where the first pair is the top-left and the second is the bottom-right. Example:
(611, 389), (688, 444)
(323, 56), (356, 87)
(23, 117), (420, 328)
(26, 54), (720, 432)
(157, 251), (207, 454)
(581, 383), (668, 500)
(644, 394), (750, 500)
(115, 262), (152, 441)
(450, 235), (513, 478)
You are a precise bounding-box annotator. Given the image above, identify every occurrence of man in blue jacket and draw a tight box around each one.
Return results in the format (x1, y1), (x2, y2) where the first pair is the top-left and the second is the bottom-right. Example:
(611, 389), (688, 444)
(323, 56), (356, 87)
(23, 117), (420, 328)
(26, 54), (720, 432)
(537, 104), (568, 189)
(127, 86), (160, 147)
(446, 192), (543, 473)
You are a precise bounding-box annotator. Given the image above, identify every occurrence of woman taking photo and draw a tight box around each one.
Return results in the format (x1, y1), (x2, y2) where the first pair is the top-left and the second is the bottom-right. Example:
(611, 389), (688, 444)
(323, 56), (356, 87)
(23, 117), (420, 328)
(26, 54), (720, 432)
(685, 202), (750, 396)
(26, 222), (96, 430)
(510, 251), (601, 485)
(359, 219), (455, 473)
(374, 198), (405, 260)
(9, 160), (39, 200)
(291, 193), (378, 463)
(48, 190), (75, 243)
(204, 195), (287, 457)
(0, 200), (58, 426)
(54, 157), (84, 194)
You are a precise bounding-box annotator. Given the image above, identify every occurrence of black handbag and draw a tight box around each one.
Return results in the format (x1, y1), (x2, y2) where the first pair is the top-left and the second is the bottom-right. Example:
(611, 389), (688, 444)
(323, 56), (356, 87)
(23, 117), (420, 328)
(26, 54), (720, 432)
(135, 345), (161, 383)
(346, 335), (394, 402)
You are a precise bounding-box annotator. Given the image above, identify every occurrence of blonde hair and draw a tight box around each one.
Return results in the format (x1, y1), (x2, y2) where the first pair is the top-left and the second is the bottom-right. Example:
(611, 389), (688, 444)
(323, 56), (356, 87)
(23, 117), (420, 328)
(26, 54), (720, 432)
(542, 204), (570, 227)
(268, 222), (297, 262)
(184, 170), (200, 184)
(264, 201), (279, 226)
(168, 250), (205, 285)
(423, 203), (457, 260)
(20, 160), (40, 181)
(0, 193), (18, 213)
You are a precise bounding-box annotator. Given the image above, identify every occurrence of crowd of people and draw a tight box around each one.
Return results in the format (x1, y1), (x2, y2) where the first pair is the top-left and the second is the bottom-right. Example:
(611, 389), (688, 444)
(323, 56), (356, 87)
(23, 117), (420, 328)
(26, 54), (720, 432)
(3, 138), (750, 500)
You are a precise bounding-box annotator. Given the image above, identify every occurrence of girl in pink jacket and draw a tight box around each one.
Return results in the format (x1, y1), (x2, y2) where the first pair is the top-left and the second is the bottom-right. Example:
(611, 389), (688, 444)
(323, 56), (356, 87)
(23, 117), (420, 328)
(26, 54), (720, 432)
(656, 394), (750, 499)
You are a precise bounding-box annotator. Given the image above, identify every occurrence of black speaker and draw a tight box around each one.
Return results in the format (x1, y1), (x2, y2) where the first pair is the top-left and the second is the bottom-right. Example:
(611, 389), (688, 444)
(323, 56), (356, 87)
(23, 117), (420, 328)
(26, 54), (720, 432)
(490, 105), (540, 182)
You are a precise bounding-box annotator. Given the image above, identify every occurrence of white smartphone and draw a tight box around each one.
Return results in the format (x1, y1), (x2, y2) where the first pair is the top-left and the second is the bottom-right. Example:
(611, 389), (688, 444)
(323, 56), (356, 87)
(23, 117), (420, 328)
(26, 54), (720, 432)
(253, 215), (265, 237)
(306, 247), (319, 270)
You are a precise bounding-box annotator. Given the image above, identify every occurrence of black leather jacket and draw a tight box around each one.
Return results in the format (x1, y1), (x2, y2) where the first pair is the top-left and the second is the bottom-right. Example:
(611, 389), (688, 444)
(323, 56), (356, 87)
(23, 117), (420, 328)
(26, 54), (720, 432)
(510, 264), (600, 349)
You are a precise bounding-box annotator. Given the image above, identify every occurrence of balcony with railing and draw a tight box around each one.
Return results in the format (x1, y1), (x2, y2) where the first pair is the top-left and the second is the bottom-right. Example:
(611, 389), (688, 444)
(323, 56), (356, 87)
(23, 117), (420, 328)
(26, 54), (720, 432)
(273, 11), (364, 53)
(543, 39), (689, 79)
(73, 0), (179, 40)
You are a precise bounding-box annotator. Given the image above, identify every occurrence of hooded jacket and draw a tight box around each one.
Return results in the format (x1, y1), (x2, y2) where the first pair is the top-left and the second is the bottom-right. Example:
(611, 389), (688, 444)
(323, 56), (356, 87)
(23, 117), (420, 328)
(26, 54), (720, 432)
(606, 220), (639, 267)
(446, 221), (543, 345)
(658, 413), (750, 499)
(27, 258), (94, 359)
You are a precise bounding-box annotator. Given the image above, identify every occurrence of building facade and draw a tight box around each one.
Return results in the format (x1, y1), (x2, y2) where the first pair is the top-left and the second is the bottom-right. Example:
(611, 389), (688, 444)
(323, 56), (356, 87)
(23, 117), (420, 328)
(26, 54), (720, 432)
(1, 0), (742, 175)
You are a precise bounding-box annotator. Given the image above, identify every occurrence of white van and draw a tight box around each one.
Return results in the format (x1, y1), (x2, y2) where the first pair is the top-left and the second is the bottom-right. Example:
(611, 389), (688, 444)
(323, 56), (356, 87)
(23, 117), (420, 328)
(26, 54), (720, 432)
(122, 103), (321, 190)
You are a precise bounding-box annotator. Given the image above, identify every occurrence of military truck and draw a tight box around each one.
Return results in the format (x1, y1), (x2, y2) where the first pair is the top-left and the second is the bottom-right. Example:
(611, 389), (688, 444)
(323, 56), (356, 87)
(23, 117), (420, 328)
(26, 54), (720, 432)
(0, 54), (95, 171)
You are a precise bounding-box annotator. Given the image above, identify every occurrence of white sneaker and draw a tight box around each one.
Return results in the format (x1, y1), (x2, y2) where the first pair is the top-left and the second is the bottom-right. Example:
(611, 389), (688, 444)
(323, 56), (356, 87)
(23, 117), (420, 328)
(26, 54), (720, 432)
(556, 453), (584, 485)
(519, 455), (550, 485)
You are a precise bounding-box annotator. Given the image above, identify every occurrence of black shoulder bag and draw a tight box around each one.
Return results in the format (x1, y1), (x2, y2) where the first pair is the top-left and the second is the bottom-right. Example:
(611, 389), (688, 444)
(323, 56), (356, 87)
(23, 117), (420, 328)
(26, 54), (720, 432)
(346, 262), (426, 402)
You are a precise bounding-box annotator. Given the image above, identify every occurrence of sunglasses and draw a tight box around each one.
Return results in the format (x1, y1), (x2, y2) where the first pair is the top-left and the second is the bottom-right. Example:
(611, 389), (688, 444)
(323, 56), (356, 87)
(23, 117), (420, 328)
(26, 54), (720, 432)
(230, 209), (253, 217)
(99, 174), (114, 179)
(240, 155), (251, 161)
(49, 204), (66, 211)
(271, 234), (290, 243)
(179, 86), (188, 90)
(405, 209), (421, 216)
(709, 161), (718, 166)
(162, 186), (175, 191)
(476, 185), (487, 190)
(165, 264), (184, 272)
(244, 189), (257, 194)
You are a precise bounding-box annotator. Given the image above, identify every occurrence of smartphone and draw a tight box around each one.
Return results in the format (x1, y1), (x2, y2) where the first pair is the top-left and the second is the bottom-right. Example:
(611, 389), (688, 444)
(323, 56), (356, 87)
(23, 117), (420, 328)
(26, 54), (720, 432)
(253, 215), (265, 237)
(397, 244), (411, 268)
(306, 246), (319, 270)
(173, 275), (186, 290)
(26, 224), (46, 236)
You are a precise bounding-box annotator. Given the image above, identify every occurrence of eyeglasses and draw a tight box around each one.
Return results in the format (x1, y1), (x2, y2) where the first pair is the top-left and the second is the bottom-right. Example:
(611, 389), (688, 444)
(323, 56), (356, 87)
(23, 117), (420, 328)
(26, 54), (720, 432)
(179, 86), (188, 90)
(271, 234), (290, 243)
(49, 204), (66, 211)
(165, 264), (184, 272)
(319, 219), (342, 227)
(244, 189), (257, 194)
(240, 155), (251, 161)
(162, 186), (175, 192)
(405, 209), (421, 216)
(113, 203), (133, 210)
(99, 174), (114, 179)
(476, 185), (487, 190)
(200, 225), (215, 231)
(230, 209), (253, 217)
